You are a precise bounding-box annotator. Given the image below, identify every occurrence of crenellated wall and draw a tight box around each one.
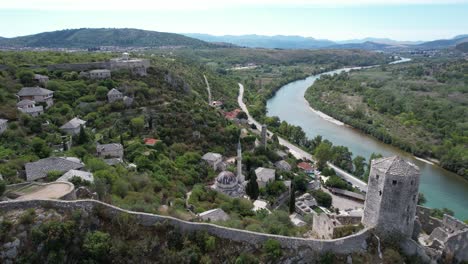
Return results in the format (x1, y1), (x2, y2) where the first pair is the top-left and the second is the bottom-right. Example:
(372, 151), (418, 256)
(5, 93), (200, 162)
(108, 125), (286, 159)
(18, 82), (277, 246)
(0, 199), (371, 255)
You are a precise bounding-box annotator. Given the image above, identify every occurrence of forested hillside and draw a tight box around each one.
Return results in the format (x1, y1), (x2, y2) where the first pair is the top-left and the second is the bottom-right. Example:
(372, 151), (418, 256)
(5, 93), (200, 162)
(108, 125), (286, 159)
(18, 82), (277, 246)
(305, 59), (468, 178)
(0, 51), (243, 215)
(0, 28), (214, 48)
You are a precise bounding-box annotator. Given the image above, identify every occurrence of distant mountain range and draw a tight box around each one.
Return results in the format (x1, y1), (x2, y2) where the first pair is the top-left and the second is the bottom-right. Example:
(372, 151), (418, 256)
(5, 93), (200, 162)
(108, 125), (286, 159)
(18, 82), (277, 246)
(183, 33), (335, 49)
(0, 28), (466, 51)
(184, 33), (468, 50)
(0, 28), (214, 49)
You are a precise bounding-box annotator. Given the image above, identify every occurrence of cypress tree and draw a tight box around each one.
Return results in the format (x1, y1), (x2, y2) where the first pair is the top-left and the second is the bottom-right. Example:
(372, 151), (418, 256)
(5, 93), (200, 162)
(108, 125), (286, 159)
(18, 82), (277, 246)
(77, 125), (88, 145)
(289, 183), (296, 214)
(246, 170), (259, 200)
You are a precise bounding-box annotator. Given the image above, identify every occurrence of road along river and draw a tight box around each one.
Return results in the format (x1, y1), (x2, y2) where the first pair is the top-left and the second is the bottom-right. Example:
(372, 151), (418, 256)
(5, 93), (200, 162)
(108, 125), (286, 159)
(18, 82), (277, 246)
(265, 63), (468, 219)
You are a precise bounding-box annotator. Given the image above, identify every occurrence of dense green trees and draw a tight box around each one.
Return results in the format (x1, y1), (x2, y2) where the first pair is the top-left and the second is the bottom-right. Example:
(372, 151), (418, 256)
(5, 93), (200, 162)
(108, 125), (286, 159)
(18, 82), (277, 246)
(246, 170), (260, 200)
(305, 59), (468, 178)
(311, 189), (332, 208)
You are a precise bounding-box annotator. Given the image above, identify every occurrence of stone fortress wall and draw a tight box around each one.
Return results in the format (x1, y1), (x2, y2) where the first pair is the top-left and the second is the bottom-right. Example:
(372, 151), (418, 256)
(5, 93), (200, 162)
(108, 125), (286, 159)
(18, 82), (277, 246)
(0, 199), (371, 255)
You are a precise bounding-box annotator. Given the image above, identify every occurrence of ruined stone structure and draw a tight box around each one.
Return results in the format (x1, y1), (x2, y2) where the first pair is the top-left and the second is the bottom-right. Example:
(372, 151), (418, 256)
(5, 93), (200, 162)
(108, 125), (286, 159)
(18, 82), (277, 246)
(362, 156), (420, 237)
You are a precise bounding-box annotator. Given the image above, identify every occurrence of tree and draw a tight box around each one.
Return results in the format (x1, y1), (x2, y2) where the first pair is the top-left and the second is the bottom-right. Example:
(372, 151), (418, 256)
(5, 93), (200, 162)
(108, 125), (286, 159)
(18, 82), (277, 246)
(17, 70), (35, 86)
(417, 193), (427, 205)
(77, 125), (89, 145)
(131, 116), (145, 133)
(311, 189), (332, 208)
(95, 86), (109, 101)
(263, 239), (282, 260)
(314, 141), (333, 170)
(293, 174), (308, 192)
(246, 170), (259, 200)
(353, 155), (366, 178)
(83, 231), (111, 261)
(0, 180), (5, 196)
(31, 137), (51, 158)
(289, 183), (295, 214)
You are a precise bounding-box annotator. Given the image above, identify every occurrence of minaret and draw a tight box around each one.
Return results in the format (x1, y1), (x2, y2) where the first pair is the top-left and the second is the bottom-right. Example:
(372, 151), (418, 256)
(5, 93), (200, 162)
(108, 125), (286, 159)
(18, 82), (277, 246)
(237, 140), (244, 183)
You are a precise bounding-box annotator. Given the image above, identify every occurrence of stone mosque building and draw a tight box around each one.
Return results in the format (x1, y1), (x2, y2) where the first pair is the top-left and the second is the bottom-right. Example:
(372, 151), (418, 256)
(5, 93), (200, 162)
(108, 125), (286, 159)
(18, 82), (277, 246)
(211, 141), (245, 197)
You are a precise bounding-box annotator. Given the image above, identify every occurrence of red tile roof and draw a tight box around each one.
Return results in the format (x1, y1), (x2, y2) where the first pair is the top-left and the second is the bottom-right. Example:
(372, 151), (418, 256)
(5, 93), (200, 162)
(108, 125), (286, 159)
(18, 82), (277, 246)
(144, 138), (160, 146)
(224, 109), (241, 120)
(297, 162), (313, 171)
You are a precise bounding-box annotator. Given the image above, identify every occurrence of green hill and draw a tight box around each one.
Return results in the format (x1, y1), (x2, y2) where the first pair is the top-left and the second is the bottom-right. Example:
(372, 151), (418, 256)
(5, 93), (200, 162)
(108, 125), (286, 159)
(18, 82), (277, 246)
(456, 42), (468, 52)
(0, 28), (214, 48)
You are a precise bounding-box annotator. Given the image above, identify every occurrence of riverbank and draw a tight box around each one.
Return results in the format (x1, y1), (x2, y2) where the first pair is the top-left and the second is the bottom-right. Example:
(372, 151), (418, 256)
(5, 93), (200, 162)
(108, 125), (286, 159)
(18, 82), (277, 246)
(265, 62), (468, 219)
(303, 58), (466, 180)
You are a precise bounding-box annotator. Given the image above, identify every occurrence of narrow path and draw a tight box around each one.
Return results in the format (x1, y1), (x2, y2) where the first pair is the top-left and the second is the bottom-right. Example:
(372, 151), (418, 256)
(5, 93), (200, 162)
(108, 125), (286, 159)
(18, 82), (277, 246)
(203, 74), (212, 105)
(238, 83), (368, 192)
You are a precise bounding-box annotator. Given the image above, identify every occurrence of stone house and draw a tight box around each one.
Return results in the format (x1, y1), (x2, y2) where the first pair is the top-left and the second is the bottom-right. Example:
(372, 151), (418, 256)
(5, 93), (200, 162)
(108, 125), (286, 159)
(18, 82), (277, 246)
(107, 88), (123, 103)
(17, 100), (44, 117)
(57, 169), (94, 183)
(0, 119), (7, 135)
(201, 152), (223, 171)
(199, 208), (230, 222)
(96, 143), (124, 159)
(17, 87), (54, 108)
(255, 167), (276, 188)
(34, 74), (49, 85)
(275, 160), (292, 171)
(25, 157), (85, 181)
(297, 162), (314, 174)
(60, 117), (86, 135)
(89, 69), (111, 79)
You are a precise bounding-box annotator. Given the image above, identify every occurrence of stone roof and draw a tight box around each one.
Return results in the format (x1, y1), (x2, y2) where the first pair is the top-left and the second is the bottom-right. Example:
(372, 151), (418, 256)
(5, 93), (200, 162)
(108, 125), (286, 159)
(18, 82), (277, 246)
(199, 208), (230, 222)
(60, 117), (86, 130)
(255, 167), (276, 183)
(0, 119), (7, 125)
(18, 87), (53, 96)
(34, 74), (49, 79)
(107, 88), (122, 96)
(57, 169), (94, 183)
(329, 187), (366, 201)
(103, 158), (123, 166)
(90, 69), (111, 73)
(16, 99), (36, 107)
(275, 160), (292, 171)
(25, 157), (85, 181)
(18, 105), (43, 114)
(372, 156), (419, 177)
(97, 143), (123, 153)
(202, 152), (222, 162)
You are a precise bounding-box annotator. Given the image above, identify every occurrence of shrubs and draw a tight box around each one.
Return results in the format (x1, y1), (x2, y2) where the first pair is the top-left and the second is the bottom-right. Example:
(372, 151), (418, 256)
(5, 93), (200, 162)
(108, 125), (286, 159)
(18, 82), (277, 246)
(263, 239), (282, 260)
(311, 189), (332, 208)
(19, 208), (36, 225)
(83, 231), (112, 261)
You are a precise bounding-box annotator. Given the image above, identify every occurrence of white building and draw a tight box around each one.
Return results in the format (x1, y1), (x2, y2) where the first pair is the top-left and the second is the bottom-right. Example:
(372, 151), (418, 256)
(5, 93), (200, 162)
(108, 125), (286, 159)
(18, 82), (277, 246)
(89, 69), (111, 79)
(255, 167), (276, 188)
(17, 100), (44, 117)
(107, 88), (123, 103)
(60, 117), (86, 135)
(96, 143), (124, 159)
(199, 208), (230, 222)
(17, 87), (54, 108)
(201, 152), (223, 171)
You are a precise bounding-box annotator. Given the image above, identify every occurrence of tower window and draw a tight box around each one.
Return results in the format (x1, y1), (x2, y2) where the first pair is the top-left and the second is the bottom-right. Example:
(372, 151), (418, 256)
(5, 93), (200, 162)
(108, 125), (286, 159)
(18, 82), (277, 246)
(413, 195), (416, 201)
(379, 190), (382, 196)
(392, 180), (397, 185)
(411, 180), (414, 185)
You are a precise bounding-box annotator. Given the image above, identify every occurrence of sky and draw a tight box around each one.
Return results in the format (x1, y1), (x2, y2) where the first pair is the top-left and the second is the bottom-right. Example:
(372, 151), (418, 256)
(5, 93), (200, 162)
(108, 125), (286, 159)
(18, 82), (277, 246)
(0, 0), (467, 41)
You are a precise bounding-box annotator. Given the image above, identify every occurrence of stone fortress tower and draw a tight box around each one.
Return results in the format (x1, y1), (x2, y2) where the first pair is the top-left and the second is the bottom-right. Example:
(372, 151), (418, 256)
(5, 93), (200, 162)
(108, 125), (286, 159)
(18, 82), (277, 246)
(362, 156), (420, 237)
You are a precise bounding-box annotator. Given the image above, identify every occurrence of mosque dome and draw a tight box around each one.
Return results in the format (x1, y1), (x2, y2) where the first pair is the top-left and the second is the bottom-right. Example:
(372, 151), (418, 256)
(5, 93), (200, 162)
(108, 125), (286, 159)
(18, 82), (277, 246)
(216, 171), (238, 189)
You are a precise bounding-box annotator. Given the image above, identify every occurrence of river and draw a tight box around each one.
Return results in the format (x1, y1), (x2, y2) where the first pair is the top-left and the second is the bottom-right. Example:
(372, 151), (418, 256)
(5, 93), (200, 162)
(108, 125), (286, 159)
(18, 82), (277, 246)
(266, 63), (468, 219)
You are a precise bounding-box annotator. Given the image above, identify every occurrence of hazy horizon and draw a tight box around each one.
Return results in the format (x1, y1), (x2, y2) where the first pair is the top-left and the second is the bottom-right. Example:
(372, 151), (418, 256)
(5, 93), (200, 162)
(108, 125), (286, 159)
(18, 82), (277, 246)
(1, 0), (467, 41)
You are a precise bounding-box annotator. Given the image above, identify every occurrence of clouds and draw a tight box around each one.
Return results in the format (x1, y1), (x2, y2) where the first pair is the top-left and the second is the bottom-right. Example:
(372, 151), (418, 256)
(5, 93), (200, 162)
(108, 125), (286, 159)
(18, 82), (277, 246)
(2, 0), (467, 10)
